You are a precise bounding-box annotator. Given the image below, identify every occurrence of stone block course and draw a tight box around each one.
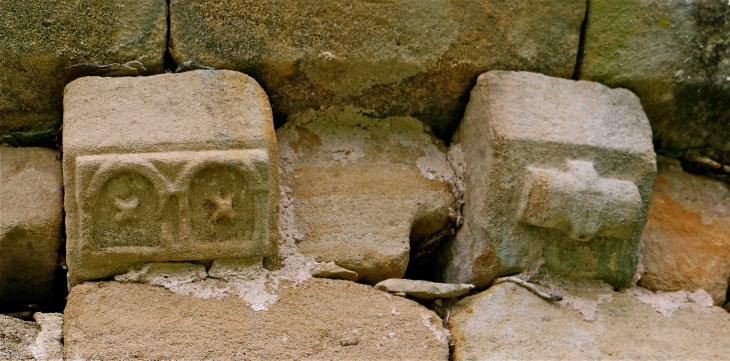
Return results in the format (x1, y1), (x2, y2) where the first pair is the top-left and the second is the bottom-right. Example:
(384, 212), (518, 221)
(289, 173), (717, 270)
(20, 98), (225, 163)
(0, 0), (167, 146)
(62, 70), (279, 285)
(444, 71), (656, 288)
(169, 0), (585, 137)
(0, 147), (62, 305)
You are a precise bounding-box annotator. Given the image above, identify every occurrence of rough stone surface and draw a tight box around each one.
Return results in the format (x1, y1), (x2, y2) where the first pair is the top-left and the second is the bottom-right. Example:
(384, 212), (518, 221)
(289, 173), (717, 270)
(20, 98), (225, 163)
(169, 0), (585, 137)
(63, 70), (279, 285)
(0, 314), (38, 361)
(311, 262), (359, 282)
(579, 0), (730, 163)
(64, 279), (450, 360)
(449, 282), (730, 360)
(639, 158), (730, 305)
(0, 147), (62, 305)
(444, 71), (656, 288)
(277, 107), (457, 284)
(31, 312), (63, 361)
(0, 0), (167, 146)
(374, 279), (473, 301)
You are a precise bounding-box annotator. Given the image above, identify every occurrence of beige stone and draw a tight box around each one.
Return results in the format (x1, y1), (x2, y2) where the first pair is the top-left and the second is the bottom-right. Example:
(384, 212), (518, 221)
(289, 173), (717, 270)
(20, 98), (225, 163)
(640, 159), (730, 305)
(444, 71), (656, 288)
(374, 279), (473, 301)
(579, 0), (730, 164)
(0, 147), (62, 305)
(0, 0), (167, 146)
(64, 279), (450, 360)
(169, 0), (585, 137)
(63, 70), (279, 285)
(449, 282), (730, 360)
(0, 314), (38, 361)
(277, 107), (457, 284)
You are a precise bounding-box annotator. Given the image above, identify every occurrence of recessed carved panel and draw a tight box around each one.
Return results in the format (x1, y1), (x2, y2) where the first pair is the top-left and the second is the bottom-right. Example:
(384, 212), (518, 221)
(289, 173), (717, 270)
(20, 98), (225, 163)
(92, 172), (160, 248)
(188, 165), (255, 243)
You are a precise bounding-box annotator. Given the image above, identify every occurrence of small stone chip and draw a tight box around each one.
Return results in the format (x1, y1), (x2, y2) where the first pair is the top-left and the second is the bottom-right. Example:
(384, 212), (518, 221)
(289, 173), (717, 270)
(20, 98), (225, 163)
(340, 339), (358, 347)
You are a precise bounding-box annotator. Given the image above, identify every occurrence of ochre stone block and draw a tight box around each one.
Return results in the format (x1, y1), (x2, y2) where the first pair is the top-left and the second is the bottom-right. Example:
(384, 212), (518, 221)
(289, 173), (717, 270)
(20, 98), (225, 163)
(444, 71), (656, 288)
(640, 159), (730, 305)
(63, 70), (278, 285)
(0, 147), (62, 305)
(277, 107), (457, 284)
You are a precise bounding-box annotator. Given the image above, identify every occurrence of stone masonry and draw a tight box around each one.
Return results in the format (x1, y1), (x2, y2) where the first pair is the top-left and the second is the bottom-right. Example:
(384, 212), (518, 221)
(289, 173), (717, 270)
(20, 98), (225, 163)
(62, 70), (279, 285)
(444, 71), (656, 288)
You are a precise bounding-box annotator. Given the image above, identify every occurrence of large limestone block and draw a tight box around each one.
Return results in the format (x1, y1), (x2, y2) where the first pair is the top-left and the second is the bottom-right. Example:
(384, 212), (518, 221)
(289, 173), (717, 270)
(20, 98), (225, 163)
(0, 147), (62, 305)
(277, 107), (457, 284)
(449, 283), (730, 360)
(640, 159), (730, 305)
(63, 70), (279, 285)
(444, 71), (656, 288)
(64, 279), (450, 360)
(169, 0), (585, 136)
(0, 0), (167, 146)
(579, 0), (730, 161)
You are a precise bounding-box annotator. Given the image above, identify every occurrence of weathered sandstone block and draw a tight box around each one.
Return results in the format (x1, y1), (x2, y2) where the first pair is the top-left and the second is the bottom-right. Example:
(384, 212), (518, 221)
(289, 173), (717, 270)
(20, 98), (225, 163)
(277, 107), (457, 284)
(64, 279), (450, 360)
(0, 147), (62, 305)
(640, 159), (730, 305)
(169, 0), (585, 137)
(0, 0), (167, 146)
(0, 314), (39, 360)
(444, 71), (656, 288)
(449, 282), (730, 360)
(63, 70), (278, 285)
(579, 0), (730, 161)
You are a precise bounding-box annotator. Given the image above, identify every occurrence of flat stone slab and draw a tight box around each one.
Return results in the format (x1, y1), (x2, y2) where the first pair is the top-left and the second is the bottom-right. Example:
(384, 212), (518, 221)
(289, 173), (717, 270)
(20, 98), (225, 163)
(640, 158), (730, 305)
(277, 107), (457, 284)
(0, 147), (62, 305)
(64, 279), (450, 360)
(449, 282), (730, 360)
(169, 0), (585, 137)
(375, 279), (473, 301)
(311, 263), (358, 282)
(444, 71), (656, 288)
(0, 0), (167, 146)
(63, 70), (279, 285)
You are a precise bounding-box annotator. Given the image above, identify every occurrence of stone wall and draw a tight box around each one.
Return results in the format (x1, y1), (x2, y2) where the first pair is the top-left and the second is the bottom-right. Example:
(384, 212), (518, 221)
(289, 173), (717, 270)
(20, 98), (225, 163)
(1, 1), (729, 359)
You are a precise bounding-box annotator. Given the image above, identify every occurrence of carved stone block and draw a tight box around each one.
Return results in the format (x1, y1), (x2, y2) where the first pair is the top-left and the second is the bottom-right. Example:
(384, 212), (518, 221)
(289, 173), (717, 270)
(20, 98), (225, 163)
(63, 70), (278, 285)
(443, 71), (656, 288)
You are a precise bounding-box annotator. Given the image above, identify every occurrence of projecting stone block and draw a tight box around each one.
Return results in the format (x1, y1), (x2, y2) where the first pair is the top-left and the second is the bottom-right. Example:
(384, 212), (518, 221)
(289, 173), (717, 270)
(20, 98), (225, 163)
(63, 70), (278, 285)
(443, 71), (656, 288)
(0, 147), (62, 305)
(0, 0), (167, 147)
(169, 0), (585, 137)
